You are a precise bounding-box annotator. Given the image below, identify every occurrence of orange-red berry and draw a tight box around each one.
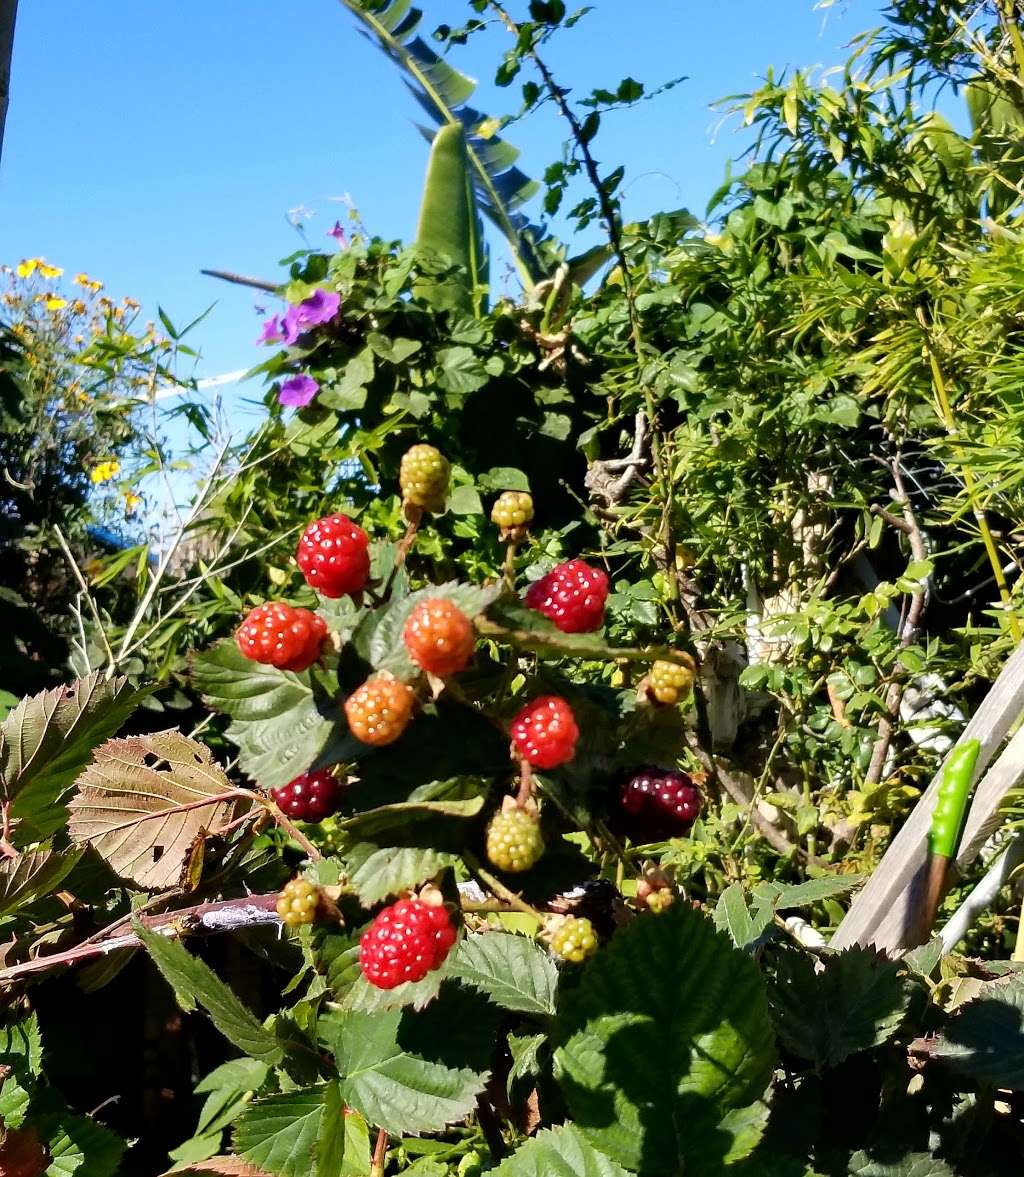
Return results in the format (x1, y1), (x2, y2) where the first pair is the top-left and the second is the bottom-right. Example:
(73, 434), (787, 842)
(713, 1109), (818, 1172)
(296, 513), (370, 598)
(344, 674), (416, 746)
(510, 695), (579, 769)
(235, 602), (327, 672)
(403, 598), (475, 676)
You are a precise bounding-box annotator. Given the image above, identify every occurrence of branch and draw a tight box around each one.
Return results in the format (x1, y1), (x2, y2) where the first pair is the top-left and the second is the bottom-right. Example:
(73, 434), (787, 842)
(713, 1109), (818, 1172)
(939, 834), (1024, 954)
(0, 892), (282, 984)
(201, 268), (278, 293)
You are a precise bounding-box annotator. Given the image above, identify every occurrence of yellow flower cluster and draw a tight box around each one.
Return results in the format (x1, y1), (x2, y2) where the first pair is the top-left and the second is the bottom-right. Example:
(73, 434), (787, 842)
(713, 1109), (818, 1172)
(17, 258), (63, 279)
(74, 272), (104, 293)
(90, 460), (121, 485)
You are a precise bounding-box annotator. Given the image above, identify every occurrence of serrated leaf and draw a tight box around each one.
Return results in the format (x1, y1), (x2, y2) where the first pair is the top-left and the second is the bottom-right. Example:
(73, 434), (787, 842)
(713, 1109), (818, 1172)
(772, 874), (865, 910)
(340, 965), (448, 1015)
(0, 1070), (32, 1127)
(714, 882), (771, 949)
(449, 932), (558, 1015)
(354, 581), (500, 679)
(38, 1106), (127, 1177)
(67, 730), (236, 889)
(0, 1013), (43, 1072)
(346, 843), (457, 905)
(932, 973), (1024, 1090)
(507, 1032), (546, 1095)
(847, 1151), (955, 1176)
(770, 948), (910, 1068)
(192, 641), (360, 791)
(483, 599), (613, 660)
(136, 923), (284, 1065)
(491, 1125), (631, 1176)
(0, 673), (148, 843)
(320, 1008), (485, 1135)
(0, 843), (84, 917)
(553, 903), (775, 1175)
(233, 1084), (344, 1177)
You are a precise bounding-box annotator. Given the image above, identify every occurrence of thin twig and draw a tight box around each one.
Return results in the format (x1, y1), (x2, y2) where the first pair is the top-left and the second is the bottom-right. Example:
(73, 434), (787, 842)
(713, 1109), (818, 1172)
(463, 852), (545, 920)
(53, 524), (116, 673)
(201, 268), (278, 293)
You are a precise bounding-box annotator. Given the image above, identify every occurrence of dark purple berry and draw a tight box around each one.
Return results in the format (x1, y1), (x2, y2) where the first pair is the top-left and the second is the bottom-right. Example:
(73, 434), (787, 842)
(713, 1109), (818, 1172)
(615, 767), (702, 841)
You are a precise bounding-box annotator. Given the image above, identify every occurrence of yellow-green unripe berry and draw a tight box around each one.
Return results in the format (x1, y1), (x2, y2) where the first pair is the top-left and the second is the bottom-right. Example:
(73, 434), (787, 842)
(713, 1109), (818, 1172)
(491, 491), (534, 530)
(400, 444), (449, 512)
(649, 658), (696, 705)
(550, 915), (598, 963)
(277, 878), (319, 927)
(486, 805), (544, 873)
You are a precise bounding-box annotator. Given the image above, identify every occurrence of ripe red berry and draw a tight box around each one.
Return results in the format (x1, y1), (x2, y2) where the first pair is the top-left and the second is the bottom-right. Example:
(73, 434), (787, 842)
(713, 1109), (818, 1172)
(271, 767), (342, 822)
(359, 896), (457, 989)
(235, 602), (328, 672)
(616, 767), (702, 841)
(403, 598), (475, 676)
(525, 559), (608, 633)
(344, 674), (416, 746)
(510, 696), (579, 769)
(296, 513), (370, 598)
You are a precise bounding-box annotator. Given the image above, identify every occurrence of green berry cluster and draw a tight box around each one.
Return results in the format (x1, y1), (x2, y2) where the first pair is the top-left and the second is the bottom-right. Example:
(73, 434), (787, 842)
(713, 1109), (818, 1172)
(549, 915), (598, 963)
(649, 657), (696, 705)
(277, 878), (319, 927)
(400, 444), (450, 512)
(486, 804), (544, 873)
(491, 490), (534, 530)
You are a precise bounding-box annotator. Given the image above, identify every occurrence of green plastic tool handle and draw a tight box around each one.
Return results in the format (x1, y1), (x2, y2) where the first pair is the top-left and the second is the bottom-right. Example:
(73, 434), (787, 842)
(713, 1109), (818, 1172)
(927, 737), (981, 859)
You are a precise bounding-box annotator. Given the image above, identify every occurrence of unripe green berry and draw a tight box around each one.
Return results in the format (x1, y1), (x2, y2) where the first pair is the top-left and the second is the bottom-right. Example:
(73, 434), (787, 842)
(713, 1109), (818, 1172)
(277, 878), (319, 927)
(400, 444), (449, 512)
(486, 804), (544, 873)
(491, 490), (534, 530)
(549, 915), (598, 963)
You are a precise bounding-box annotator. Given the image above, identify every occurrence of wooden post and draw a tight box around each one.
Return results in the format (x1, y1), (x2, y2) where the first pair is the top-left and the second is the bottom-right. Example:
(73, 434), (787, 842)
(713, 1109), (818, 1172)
(0, 1), (17, 167)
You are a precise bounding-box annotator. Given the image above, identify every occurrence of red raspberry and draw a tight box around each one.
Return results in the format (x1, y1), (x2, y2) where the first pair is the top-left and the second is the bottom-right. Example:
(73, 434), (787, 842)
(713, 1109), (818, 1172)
(525, 559), (608, 633)
(616, 767), (702, 841)
(510, 696), (579, 769)
(296, 513), (370, 598)
(359, 896), (457, 989)
(271, 767), (342, 822)
(403, 598), (475, 676)
(235, 602), (328, 672)
(344, 674), (416, 746)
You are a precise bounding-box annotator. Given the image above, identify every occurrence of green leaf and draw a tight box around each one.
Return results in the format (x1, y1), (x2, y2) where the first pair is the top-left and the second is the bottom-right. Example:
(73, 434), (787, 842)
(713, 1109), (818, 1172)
(345, 843), (457, 906)
(0, 1069), (32, 1128)
(193, 1059), (271, 1140)
(136, 923), (284, 1065)
(847, 1152), (955, 1176)
(192, 641), (360, 791)
(233, 1084), (344, 1177)
(491, 1125), (631, 1176)
(771, 875), (865, 910)
(478, 467), (530, 493)
(38, 1106), (127, 1177)
(483, 599), (614, 660)
(0, 844), (84, 917)
(437, 346), (489, 396)
(449, 931), (558, 1015)
(770, 948), (910, 1068)
(0, 673), (148, 843)
(321, 1008), (485, 1134)
(340, 796), (484, 840)
(0, 1013), (43, 1072)
(554, 903), (775, 1174)
(713, 882), (771, 949)
(67, 730), (236, 889)
(415, 125), (483, 315)
(932, 973), (1024, 1090)
(449, 484), (483, 515)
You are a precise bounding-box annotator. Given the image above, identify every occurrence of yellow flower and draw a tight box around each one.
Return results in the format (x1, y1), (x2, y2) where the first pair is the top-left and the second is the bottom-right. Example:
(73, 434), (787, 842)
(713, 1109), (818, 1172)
(122, 490), (142, 514)
(44, 296), (67, 312)
(38, 261), (63, 279)
(122, 297), (140, 310)
(16, 259), (39, 278)
(90, 460), (121, 484)
(71, 299), (86, 314)
(74, 272), (103, 292)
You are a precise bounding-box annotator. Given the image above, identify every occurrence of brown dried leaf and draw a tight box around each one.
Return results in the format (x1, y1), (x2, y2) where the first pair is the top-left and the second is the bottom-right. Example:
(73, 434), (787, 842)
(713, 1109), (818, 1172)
(68, 730), (237, 889)
(160, 1159), (272, 1177)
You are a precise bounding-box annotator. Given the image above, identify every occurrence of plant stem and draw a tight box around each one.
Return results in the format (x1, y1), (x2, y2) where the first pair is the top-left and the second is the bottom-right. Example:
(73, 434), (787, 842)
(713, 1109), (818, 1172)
(370, 1128), (389, 1177)
(463, 851), (545, 921)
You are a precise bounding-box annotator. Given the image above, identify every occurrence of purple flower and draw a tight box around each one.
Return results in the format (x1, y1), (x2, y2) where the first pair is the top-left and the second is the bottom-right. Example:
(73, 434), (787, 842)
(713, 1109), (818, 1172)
(278, 374), (319, 408)
(281, 288), (342, 346)
(327, 220), (348, 247)
(257, 314), (282, 345)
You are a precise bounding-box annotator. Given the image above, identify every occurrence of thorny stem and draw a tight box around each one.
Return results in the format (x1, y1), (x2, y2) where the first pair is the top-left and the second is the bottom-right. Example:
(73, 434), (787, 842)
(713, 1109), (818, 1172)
(383, 505), (422, 598)
(486, 1), (678, 607)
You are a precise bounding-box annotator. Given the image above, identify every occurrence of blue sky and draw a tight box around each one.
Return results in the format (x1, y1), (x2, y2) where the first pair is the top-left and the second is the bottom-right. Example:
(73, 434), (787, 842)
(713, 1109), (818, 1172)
(0, 1), (879, 443)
